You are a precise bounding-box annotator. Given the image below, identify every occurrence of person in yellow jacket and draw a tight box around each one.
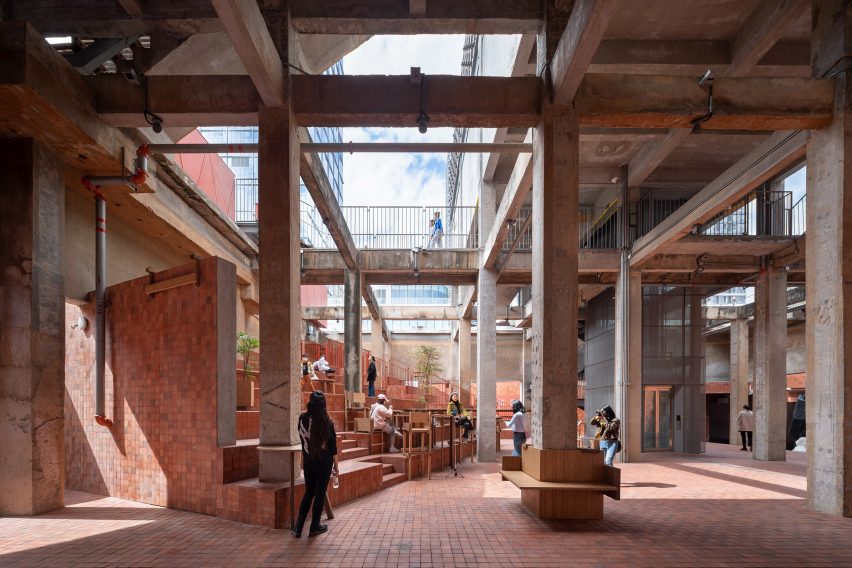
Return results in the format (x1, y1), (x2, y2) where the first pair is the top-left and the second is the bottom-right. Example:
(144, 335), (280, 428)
(447, 393), (473, 439)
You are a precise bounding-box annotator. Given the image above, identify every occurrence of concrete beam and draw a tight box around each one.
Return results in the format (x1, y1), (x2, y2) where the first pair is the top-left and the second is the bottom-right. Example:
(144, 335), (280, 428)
(640, 254), (761, 273)
(299, 129), (359, 270)
(459, 285), (477, 320)
(211, 0), (285, 107)
(481, 153), (532, 269)
(549, 0), (617, 104)
(301, 305), (523, 321)
(576, 75), (833, 130)
(290, 0), (542, 35)
(728, 0), (811, 76)
(12, 0), (223, 36)
(772, 234), (806, 268)
(588, 40), (809, 77)
(627, 128), (692, 191)
(630, 130), (807, 266)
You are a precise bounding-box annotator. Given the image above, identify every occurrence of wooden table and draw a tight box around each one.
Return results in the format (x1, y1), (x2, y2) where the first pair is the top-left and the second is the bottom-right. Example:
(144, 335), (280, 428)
(258, 444), (334, 529)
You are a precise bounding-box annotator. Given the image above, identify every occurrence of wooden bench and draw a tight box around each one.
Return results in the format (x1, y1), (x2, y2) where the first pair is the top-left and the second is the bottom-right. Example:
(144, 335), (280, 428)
(500, 447), (620, 520)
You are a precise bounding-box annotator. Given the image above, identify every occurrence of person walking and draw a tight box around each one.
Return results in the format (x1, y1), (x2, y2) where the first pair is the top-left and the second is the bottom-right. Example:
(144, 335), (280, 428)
(367, 355), (377, 398)
(736, 404), (754, 451)
(597, 405), (621, 466)
(293, 391), (339, 538)
(505, 400), (527, 456)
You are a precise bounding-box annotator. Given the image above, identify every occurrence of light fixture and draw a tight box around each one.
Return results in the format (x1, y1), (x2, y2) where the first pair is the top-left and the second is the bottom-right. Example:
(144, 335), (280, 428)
(417, 111), (429, 134)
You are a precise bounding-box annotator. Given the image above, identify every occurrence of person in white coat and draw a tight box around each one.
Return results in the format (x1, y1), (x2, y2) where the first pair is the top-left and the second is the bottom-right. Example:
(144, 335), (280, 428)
(736, 405), (754, 451)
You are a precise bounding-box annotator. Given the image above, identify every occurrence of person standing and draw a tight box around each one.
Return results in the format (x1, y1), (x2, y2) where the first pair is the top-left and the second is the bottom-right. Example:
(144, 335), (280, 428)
(736, 404), (754, 451)
(367, 355), (377, 398)
(428, 211), (444, 248)
(293, 391), (339, 538)
(505, 400), (527, 456)
(598, 405), (621, 466)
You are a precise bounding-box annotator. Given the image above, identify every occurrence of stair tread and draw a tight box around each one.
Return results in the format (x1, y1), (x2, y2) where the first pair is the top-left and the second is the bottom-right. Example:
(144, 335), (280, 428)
(381, 463), (394, 474)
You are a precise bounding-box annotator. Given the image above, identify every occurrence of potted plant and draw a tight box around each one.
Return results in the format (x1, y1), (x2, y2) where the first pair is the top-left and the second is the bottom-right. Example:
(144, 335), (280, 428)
(236, 332), (259, 408)
(413, 345), (442, 409)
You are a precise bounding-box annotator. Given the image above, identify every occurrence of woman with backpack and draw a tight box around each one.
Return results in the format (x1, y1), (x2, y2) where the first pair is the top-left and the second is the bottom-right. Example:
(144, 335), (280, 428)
(293, 391), (339, 538)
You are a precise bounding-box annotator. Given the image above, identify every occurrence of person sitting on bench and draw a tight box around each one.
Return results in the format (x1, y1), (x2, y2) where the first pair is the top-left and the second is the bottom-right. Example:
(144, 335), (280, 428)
(447, 393), (473, 439)
(313, 354), (335, 376)
(370, 394), (402, 452)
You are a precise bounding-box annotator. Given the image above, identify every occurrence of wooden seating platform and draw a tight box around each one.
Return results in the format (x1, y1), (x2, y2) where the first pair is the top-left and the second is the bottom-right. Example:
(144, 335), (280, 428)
(500, 446), (620, 520)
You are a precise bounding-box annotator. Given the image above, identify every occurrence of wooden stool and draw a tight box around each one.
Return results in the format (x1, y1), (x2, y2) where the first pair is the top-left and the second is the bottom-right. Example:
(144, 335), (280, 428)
(402, 412), (433, 480)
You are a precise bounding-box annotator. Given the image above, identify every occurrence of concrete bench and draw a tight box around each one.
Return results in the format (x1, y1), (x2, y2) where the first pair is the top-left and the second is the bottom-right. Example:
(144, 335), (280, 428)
(500, 447), (620, 520)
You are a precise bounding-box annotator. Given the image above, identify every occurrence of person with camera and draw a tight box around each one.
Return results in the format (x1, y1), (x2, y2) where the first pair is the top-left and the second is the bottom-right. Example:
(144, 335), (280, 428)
(596, 405), (621, 466)
(447, 392), (474, 439)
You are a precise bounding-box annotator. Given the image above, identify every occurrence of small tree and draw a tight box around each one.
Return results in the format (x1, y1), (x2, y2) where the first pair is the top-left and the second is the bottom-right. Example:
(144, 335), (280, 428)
(237, 332), (260, 381)
(413, 345), (442, 408)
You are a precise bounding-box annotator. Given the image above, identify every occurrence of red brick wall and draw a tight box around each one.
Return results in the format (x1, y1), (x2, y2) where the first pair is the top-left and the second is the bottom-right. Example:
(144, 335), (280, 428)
(65, 258), (233, 515)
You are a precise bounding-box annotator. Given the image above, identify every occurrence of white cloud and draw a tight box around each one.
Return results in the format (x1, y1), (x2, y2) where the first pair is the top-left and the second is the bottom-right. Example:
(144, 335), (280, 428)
(340, 36), (465, 206)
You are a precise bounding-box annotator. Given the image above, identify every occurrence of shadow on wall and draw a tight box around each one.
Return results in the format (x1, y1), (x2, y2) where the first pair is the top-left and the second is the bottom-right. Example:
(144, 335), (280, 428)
(63, 257), (235, 515)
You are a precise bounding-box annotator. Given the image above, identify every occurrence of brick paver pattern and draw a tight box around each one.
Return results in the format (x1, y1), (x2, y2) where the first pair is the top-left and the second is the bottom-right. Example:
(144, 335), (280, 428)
(1, 443), (850, 567)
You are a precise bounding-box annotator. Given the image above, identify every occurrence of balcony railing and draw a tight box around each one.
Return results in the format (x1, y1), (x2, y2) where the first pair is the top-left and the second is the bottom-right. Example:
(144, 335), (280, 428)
(501, 205), (622, 251)
(699, 189), (795, 236)
(342, 206), (478, 249)
(791, 194), (806, 235)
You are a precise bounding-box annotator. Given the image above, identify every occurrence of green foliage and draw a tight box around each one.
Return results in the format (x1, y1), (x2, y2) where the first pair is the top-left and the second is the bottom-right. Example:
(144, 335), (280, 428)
(413, 345), (442, 407)
(237, 332), (260, 381)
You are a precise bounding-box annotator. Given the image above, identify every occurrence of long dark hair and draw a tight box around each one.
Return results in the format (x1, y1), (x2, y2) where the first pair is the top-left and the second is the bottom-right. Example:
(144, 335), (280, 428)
(305, 391), (332, 458)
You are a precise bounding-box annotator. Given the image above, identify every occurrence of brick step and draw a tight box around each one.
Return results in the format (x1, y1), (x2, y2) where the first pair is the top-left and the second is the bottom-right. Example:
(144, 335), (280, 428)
(382, 472), (407, 489)
(382, 463), (394, 475)
(341, 447), (370, 460)
(340, 439), (358, 450)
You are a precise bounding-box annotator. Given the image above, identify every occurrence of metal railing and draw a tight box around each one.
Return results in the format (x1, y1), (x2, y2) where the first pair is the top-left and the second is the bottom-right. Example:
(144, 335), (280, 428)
(700, 188), (794, 236)
(235, 178), (258, 223)
(501, 206), (622, 251)
(791, 194), (806, 235)
(637, 190), (690, 237)
(341, 206), (477, 249)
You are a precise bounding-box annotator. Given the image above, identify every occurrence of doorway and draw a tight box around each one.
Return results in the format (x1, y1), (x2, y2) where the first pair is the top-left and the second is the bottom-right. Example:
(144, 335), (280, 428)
(643, 386), (673, 451)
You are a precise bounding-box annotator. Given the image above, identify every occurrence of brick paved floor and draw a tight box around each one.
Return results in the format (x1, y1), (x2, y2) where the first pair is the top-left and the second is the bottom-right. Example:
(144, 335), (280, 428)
(1, 443), (850, 567)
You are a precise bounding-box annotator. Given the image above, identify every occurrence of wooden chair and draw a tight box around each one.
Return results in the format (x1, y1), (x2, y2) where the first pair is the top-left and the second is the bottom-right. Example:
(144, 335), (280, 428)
(402, 412), (433, 480)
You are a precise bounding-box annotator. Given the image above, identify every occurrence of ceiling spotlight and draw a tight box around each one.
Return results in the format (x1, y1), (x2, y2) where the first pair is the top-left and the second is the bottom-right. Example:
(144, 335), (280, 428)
(417, 111), (429, 134)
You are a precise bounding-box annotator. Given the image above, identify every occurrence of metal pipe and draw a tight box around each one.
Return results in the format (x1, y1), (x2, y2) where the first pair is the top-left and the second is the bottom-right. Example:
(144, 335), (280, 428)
(94, 194), (111, 427)
(144, 142), (534, 154)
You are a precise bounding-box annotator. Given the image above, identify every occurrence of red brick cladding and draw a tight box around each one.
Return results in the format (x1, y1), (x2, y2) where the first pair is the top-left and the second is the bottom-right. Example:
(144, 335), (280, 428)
(65, 258), (231, 516)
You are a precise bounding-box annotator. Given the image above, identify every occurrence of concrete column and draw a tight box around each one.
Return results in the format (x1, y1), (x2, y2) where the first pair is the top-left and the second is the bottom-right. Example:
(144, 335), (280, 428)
(370, 317), (384, 360)
(477, 182), (498, 462)
(729, 318), (749, 446)
(257, 99), (301, 480)
(343, 268), (362, 393)
(806, 1), (852, 515)
(531, 100), (579, 449)
(458, 317), (472, 405)
(0, 139), (65, 515)
(614, 267), (643, 462)
(753, 267), (787, 461)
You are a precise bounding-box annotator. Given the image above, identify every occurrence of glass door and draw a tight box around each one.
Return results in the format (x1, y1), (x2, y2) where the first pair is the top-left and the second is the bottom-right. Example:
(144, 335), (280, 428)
(643, 386), (673, 451)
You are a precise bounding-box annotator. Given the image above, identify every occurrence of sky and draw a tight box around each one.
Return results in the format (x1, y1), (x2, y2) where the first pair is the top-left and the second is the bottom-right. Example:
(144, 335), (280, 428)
(339, 35), (465, 206)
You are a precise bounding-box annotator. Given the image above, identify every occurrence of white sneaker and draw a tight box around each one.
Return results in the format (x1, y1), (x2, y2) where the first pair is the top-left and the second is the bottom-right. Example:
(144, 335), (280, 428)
(389, 447), (400, 453)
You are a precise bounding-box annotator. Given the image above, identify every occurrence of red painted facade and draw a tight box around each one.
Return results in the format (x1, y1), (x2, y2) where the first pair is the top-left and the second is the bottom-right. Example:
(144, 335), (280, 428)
(174, 130), (236, 221)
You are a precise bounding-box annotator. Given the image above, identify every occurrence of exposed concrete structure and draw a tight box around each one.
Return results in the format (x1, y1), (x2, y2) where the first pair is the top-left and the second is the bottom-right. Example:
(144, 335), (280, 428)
(0, 139), (65, 515)
(753, 267), (788, 461)
(729, 318), (750, 446)
(343, 268), (362, 393)
(458, 318), (473, 406)
(805, 0), (852, 517)
(477, 182), (498, 462)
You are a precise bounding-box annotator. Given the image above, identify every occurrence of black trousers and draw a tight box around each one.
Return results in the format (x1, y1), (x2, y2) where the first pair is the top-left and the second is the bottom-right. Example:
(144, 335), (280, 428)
(298, 454), (333, 529)
(740, 431), (753, 449)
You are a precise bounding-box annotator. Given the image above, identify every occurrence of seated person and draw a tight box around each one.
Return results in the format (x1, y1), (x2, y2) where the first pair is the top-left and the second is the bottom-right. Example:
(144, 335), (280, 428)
(447, 393), (473, 439)
(299, 353), (316, 391)
(370, 394), (403, 452)
(313, 354), (335, 375)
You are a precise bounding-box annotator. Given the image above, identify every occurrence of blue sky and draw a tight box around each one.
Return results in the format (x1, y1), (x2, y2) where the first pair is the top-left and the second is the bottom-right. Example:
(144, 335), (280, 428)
(339, 36), (464, 206)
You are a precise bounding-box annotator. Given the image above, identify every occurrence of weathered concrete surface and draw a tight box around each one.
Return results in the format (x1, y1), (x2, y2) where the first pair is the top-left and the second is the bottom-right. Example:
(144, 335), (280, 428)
(531, 98), (579, 449)
(806, 4), (852, 513)
(729, 318), (750, 446)
(477, 182), (498, 462)
(257, 100), (302, 482)
(215, 258), (237, 448)
(343, 268), (362, 393)
(753, 267), (788, 461)
(458, 318), (473, 407)
(614, 267), (643, 462)
(0, 139), (65, 515)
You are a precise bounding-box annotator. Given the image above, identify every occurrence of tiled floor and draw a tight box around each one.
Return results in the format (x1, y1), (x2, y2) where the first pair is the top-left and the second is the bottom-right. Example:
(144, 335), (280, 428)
(1, 443), (850, 567)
